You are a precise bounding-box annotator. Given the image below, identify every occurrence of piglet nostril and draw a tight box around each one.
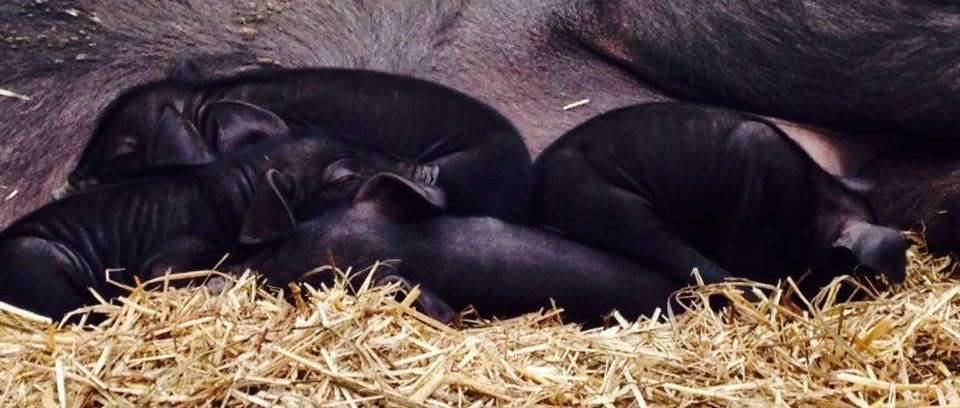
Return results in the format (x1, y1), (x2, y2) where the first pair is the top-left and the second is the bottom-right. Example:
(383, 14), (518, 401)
(64, 172), (99, 193)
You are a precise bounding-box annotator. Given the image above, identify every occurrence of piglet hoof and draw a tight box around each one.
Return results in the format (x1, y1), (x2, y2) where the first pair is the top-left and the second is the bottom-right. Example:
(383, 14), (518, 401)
(704, 284), (762, 312)
(416, 298), (458, 325)
(205, 276), (231, 296)
(375, 275), (456, 324)
(736, 285), (762, 304)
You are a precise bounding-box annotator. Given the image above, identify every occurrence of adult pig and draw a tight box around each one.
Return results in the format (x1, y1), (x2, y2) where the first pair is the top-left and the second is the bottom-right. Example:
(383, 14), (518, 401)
(231, 172), (679, 326)
(0, 128), (409, 320)
(63, 68), (532, 223)
(532, 103), (907, 292)
(6, 0), (960, 229)
(568, 1), (960, 140)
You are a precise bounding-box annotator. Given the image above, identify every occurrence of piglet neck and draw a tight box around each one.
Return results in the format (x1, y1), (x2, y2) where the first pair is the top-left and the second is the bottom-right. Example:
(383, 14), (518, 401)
(326, 211), (406, 263)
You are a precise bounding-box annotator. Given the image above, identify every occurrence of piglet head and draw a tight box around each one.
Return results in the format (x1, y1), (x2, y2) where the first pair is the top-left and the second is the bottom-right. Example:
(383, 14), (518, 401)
(830, 220), (908, 283)
(810, 171), (909, 285)
(68, 85), (208, 192)
(240, 171), (447, 245)
(234, 171), (447, 289)
(64, 83), (289, 196)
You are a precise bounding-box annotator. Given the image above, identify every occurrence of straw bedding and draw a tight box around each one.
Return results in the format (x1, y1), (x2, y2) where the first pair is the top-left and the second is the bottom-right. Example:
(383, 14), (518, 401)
(0, 237), (958, 407)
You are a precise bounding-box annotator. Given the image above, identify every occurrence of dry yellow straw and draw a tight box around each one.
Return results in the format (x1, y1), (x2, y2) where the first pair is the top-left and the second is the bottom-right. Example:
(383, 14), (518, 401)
(0, 241), (958, 406)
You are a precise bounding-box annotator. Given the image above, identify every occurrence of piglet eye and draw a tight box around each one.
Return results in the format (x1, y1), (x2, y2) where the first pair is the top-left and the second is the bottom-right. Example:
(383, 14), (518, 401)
(110, 136), (140, 158)
(323, 159), (357, 184)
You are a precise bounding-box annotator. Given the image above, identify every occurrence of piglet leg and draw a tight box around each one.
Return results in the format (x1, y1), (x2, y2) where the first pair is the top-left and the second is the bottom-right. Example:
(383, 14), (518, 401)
(0, 237), (93, 320)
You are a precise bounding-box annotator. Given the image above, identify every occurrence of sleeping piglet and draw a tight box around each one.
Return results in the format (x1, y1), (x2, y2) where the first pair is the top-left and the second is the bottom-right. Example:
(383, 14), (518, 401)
(0, 110), (413, 320)
(230, 172), (680, 326)
(532, 102), (907, 293)
(61, 67), (532, 223)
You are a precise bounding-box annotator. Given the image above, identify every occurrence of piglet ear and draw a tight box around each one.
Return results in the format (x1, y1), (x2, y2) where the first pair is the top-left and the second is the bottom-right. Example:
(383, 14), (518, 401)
(205, 100), (290, 153)
(146, 105), (217, 167)
(833, 221), (907, 282)
(240, 169), (297, 245)
(354, 173), (446, 222)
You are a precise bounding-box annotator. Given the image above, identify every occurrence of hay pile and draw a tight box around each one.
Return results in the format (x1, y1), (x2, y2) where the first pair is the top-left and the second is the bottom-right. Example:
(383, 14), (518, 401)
(1, 241), (958, 407)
